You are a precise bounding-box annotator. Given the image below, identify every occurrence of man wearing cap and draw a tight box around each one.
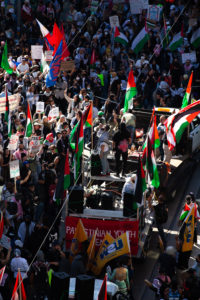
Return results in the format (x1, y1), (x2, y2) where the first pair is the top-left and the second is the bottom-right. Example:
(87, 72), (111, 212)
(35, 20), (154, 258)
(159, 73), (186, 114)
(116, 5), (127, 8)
(17, 57), (29, 74)
(10, 248), (29, 279)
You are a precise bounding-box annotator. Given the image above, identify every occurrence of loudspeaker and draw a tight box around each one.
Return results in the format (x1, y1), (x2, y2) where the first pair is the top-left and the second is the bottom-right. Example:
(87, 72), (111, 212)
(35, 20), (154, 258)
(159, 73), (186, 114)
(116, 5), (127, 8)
(75, 275), (95, 300)
(86, 193), (100, 209)
(100, 191), (113, 210)
(123, 193), (137, 217)
(68, 186), (84, 213)
(91, 151), (102, 176)
(50, 272), (70, 300)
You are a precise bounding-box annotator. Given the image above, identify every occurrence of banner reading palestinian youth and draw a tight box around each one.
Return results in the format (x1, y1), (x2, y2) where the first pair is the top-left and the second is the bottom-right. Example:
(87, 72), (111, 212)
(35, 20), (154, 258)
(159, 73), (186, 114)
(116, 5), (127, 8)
(65, 216), (139, 255)
(0, 93), (20, 113)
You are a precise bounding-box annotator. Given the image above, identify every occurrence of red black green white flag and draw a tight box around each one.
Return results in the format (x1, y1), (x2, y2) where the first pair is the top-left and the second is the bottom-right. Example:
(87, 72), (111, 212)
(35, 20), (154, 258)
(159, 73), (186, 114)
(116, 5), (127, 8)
(181, 71), (193, 109)
(25, 102), (32, 137)
(123, 70), (137, 113)
(145, 136), (160, 189)
(83, 103), (92, 128)
(135, 156), (147, 204)
(114, 26), (128, 46)
(165, 100), (200, 150)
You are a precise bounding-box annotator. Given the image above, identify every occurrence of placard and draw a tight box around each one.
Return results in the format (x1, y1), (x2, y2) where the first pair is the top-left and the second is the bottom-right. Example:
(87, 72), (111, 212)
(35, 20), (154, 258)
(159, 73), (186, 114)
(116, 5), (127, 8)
(66, 216), (139, 255)
(0, 235), (11, 250)
(36, 101), (44, 113)
(0, 93), (20, 114)
(8, 135), (19, 151)
(9, 160), (20, 178)
(48, 107), (59, 121)
(147, 5), (162, 21)
(45, 50), (53, 62)
(31, 45), (43, 60)
(60, 60), (75, 71)
(29, 136), (41, 153)
(129, 0), (148, 14)
(182, 51), (197, 64)
(109, 15), (120, 28)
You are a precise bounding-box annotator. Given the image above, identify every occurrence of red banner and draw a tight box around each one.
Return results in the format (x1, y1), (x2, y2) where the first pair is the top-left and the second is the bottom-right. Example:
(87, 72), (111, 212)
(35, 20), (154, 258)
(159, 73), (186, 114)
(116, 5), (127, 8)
(65, 216), (139, 255)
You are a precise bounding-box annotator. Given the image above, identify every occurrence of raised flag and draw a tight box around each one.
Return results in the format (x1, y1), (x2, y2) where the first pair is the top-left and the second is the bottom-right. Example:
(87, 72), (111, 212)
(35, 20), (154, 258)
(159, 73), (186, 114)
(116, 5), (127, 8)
(46, 40), (63, 87)
(131, 27), (149, 55)
(64, 150), (70, 190)
(168, 25), (183, 51)
(0, 266), (5, 285)
(114, 26), (128, 46)
(1, 41), (13, 74)
(25, 102), (32, 137)
(146, 136), (160, 188)
(87, 229), (97, 270)
(70, 116), (84, 180)
(52, 23), (70, 60)
(124, 70), (137, 113)
(90, 49), (97, 68)
(98, 274), (107, 300)
(0, 212), (4, 239)
(36, 19), (54, 50)
(165, 100), (200, 150)
(191, 28), (200, 49)
(59, 23), (70, 60)
(70, 219), (88, 259)
(92, 232), (130, 275)
(12, 270), (26, 300)
(135, 156), (147, 204)
(83, 103), (92, 128)
(181, 71), (193, 108)
(179, 205), (195, 252)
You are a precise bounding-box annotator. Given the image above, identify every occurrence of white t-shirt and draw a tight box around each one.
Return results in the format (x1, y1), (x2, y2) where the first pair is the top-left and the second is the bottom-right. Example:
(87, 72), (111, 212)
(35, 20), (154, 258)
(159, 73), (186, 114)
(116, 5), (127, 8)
(17, 63), (29, 73)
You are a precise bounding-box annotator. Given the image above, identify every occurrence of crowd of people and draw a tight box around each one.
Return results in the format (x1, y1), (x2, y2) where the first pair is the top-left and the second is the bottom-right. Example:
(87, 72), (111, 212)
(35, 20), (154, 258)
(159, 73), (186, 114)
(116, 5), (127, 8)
(0, 0), (199, 299)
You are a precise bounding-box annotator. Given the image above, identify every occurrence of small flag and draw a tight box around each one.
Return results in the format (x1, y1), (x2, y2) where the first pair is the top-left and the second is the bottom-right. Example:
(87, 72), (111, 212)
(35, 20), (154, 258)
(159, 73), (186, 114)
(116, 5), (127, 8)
(25, 102), (32, 137)
(181, 71), (193, 109)
(145, 136), (160, 188)
(124, 70), (137, 113)
(46, 40), (63, 87)
(1, 41), (13, 74)
(114, 26), (128, 46)
(83, 103), (92, 128)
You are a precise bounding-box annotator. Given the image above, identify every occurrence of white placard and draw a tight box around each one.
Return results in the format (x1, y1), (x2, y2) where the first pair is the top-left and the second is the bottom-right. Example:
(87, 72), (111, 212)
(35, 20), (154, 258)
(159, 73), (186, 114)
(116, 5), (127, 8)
(8, 134), (19, 151)
(36, 101), (44, 113)
(109, 15), (120, 28)
(0, 234), (11, 250)
(31, 45), (43, 60)
(9, 160), (20, 178)
(182, 51), (197, 64)
(129, 0), (148, 14)
(0, 93), (20, 114)
(147, 5), (162, 21)
(29, 136), (41, 153)
(48, 107), (59, 121)
(45, 50), (53, 62)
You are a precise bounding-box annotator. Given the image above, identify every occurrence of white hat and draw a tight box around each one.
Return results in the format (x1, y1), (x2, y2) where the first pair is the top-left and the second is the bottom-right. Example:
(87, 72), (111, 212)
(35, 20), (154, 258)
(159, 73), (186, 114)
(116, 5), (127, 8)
(170, 5), (176, 10)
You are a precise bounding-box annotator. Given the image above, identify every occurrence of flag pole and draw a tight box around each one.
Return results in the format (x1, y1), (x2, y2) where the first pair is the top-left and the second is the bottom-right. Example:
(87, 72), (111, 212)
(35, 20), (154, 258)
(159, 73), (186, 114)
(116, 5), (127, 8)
(90, 100), (93, 150)
(18, 269), (22, 300)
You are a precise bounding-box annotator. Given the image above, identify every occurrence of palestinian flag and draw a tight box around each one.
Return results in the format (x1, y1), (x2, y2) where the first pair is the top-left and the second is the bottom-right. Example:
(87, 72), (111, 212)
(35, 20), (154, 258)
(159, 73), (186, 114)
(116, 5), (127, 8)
(83, 103), (92, 128)
(70, 116), (84, 180)
(25, 102), (32, 137)
(98, 274), (107, 300)
(131, 27), (149, 55)
(90, 49), (97, 69)
(165, 100), (200, 150)
(114, 26), (128, 46)
(146, 136), (160, 188)
(135, 156), (147, 204)
(64, 150), (70, 190)
(123, 70), (137, 113)
(0, 212), (4, 239)
(168, 25), (183, 51)
(143, 114), (160, 151)
(12, 270), (26, 300)
(181, 71), (193, 108)
(1, 41), (13, 74)
(191, 28), (200, 49)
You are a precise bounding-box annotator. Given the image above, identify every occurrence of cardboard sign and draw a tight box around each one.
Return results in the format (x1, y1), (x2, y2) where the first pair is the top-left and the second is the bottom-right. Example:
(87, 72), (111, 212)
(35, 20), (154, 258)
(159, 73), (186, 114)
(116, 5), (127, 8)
(182, 51), (197, 64)
(66, 216), (139, 255)
(45, 50), (53, 62)
(0, 235), (11, 250)
(147, 5), (162, 21)
(8, 135), (19, 151)
(48, 107), (59, 121)
(9, 160), (20, 178)
(31, 45), (43, 60)
(109, 15), (120, 28)
(36, 101), (44, 113)
(0, 93), (20, 114)
(60, 60), (75, 71)
(129, 0), (148, 14)
(29, 136), (41, 153)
